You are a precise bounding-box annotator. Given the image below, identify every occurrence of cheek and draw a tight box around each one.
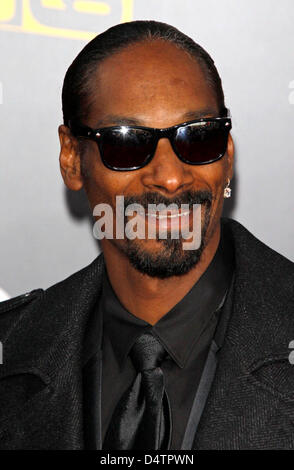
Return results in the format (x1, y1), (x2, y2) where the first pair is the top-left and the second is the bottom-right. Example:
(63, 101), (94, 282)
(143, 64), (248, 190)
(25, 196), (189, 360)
(191, 160), (228, 230)
(207, 161), (229, 218)
(191, 159), (227, 195)
(83, 151), (138, 209)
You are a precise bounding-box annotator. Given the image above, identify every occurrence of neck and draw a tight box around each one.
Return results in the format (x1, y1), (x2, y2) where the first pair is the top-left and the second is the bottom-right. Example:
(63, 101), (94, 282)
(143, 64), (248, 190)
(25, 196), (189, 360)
(101, 224), (221, 325)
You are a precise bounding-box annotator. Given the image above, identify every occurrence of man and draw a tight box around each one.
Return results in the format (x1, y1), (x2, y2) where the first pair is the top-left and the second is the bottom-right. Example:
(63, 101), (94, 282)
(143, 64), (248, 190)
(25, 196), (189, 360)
(0, 20), (293, 450)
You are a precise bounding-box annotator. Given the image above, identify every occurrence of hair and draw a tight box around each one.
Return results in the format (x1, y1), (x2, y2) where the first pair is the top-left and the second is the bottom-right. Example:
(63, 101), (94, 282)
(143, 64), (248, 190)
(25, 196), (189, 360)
(61, 20), (227, 129)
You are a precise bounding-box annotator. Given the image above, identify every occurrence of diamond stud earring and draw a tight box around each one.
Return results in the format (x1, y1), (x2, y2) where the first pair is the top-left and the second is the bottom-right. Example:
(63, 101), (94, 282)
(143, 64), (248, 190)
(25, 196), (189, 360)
(224, 179), (231, 198)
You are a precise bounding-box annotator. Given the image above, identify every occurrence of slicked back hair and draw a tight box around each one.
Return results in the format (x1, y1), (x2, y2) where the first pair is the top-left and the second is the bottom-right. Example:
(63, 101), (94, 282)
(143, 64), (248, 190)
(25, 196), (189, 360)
(62, 20), (227, 129)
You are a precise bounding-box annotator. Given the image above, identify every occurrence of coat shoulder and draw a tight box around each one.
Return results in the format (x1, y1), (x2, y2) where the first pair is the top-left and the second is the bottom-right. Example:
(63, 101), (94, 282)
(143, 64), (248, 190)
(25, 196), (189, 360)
(0, 288), (44, 315)
(0, 253), (104, 338)
(222, 217), (294, 282)
(0, 289), (44, 342)
(222, 217), (294, 346)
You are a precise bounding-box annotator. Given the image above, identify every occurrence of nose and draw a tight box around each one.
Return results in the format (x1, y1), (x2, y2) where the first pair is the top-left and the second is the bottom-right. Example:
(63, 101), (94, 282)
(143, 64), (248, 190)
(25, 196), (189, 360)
(140, 137), (194, 195)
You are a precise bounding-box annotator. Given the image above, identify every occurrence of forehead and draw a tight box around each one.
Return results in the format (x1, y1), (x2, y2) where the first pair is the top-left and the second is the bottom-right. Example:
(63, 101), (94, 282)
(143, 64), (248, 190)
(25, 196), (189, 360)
(86, 40), (219, 127)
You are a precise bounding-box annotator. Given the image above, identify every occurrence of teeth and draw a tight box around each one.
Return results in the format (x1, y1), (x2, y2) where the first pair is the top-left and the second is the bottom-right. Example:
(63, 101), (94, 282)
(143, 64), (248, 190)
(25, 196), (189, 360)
(146, 211), (190, 219)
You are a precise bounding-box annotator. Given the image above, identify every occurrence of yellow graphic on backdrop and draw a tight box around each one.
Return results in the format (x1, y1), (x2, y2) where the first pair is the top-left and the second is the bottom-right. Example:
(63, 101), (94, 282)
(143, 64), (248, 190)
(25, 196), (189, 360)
(0, 0), (133, 40)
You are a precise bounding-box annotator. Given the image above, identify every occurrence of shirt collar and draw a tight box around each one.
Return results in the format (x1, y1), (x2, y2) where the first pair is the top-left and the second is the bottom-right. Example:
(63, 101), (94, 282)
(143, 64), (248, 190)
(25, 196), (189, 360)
(100, 224), (234, 370)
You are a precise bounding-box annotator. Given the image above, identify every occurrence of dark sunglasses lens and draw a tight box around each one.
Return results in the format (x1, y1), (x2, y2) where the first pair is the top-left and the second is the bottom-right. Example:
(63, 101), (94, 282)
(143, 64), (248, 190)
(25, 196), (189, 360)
(174, 122), (229, 164)
(99, 128), (155, 170)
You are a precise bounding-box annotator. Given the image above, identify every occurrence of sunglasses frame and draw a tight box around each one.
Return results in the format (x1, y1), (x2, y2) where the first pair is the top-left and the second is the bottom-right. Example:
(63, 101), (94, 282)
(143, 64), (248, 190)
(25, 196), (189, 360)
(69, 112), (232, 171)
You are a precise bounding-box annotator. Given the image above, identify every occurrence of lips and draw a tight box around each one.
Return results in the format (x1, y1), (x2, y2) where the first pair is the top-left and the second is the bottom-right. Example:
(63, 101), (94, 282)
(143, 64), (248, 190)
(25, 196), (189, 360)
(144, 209), (193, 235)
(146, 209), (190, 219)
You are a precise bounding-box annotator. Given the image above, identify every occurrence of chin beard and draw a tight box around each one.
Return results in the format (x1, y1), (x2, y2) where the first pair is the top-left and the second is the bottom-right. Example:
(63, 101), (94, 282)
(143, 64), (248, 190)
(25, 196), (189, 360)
(118, 190), (212, 279)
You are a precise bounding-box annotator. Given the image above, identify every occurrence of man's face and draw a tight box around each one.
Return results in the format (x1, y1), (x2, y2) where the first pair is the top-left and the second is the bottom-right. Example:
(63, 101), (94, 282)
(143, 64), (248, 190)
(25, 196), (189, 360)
(59, 40), (234, 278)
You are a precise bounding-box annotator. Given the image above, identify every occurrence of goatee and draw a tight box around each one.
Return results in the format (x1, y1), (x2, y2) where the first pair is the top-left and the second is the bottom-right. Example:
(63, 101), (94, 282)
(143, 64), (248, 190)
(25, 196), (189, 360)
(119, 190), (212, 278)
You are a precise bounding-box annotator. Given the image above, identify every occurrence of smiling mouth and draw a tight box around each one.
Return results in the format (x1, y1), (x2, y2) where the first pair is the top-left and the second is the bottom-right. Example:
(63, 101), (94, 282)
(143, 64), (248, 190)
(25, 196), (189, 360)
(146, 210), (191, 219)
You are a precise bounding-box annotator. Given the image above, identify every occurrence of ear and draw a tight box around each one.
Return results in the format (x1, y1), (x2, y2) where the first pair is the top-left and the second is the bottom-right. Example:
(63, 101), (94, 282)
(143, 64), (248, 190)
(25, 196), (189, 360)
(58, 125), (83, 191)
(226, 133), (234, 181)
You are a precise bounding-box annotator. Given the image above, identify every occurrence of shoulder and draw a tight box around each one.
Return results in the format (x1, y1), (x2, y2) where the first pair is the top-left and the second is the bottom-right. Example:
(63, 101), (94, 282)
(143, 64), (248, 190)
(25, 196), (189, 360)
(0, 253), (104, 339)
(0, 288), (44, 316)
(222, 217), (294, 281)
(0, 288), (44, 346)
(222, 218), (294, 340)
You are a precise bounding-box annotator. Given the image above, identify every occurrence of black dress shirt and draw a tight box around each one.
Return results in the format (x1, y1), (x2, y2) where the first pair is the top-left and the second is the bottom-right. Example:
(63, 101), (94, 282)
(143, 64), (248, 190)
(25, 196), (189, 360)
(83, 225), (235, 450)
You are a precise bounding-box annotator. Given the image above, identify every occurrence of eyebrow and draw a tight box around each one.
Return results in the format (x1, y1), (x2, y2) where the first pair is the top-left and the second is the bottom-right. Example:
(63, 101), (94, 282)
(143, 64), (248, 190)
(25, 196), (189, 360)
(93, 107), (218, 128)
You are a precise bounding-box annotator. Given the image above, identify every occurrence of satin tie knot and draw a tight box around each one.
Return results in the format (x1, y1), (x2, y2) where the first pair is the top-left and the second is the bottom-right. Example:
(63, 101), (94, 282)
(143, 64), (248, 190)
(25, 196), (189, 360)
(130, 331), (167, 372)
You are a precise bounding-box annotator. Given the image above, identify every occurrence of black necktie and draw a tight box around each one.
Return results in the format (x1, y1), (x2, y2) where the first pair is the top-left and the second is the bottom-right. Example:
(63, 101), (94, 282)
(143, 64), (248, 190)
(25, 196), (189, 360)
(103, 331), (172, 450)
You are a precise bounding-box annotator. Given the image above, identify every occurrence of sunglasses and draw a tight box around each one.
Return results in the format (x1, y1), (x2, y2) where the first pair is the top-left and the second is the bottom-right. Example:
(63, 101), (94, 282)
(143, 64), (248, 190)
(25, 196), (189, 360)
(68, 112), (232, 171)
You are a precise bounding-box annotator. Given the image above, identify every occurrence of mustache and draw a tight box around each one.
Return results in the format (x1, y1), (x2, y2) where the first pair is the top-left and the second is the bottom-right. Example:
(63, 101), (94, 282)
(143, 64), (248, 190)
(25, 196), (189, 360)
(123, 190), (213, 211)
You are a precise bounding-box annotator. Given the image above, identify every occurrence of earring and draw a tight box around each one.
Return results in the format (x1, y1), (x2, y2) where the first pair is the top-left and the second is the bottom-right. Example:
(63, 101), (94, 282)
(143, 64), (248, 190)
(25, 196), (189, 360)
(224, 179), (231, 198)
